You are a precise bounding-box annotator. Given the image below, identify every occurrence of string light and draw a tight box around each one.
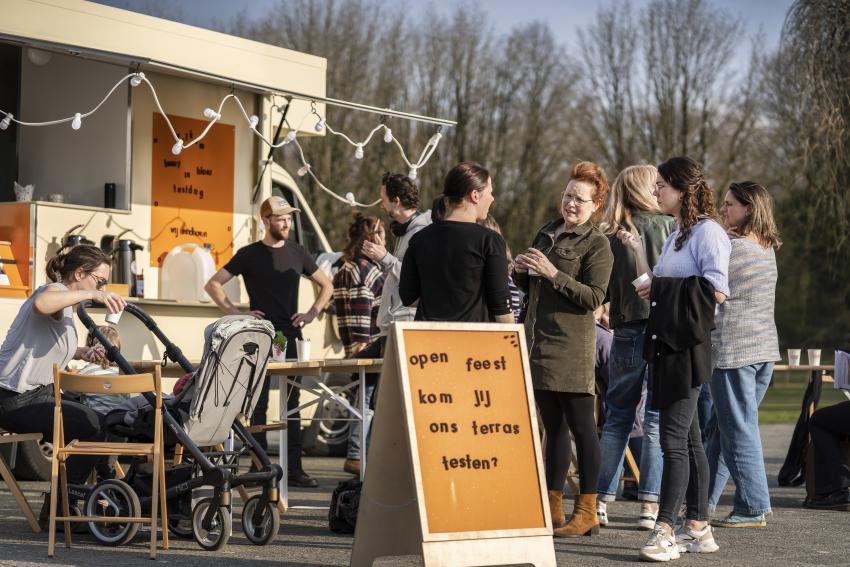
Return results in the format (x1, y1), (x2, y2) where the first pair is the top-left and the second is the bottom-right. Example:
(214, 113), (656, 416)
(0, 71), (447, 208)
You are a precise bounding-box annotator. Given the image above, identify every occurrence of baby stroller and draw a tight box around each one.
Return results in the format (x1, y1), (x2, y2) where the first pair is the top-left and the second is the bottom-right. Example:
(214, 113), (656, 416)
(75, 301), (283, 551)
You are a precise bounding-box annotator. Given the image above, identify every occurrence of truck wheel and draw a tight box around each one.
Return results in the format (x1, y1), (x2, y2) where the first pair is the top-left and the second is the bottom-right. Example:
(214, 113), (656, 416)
(302, 374), (353, 457)
(13, 439), (53, 481)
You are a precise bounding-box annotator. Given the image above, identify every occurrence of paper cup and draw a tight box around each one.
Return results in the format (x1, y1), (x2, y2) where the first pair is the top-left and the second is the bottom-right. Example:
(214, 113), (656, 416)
(787, 348), (801, 367)
(105, 310), (123, 325)
(807, 349), (822, 366)
(632, 273), (651, 290)
(296, 339), (311, 362)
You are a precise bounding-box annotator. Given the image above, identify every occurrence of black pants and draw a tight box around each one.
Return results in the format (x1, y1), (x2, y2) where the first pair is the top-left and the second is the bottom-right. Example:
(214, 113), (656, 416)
(0, 386), (106, 484)
(809, 400), (850, 495)
(657, 385), (709, 525)
(253, 338), (306, 473)
(535, 390), (600, 494)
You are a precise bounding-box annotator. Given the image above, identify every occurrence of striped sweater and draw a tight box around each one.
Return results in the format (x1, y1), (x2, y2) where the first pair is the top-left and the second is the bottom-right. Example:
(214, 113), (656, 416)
(333, 256), (385, 357)
(712, 239), (780, 369)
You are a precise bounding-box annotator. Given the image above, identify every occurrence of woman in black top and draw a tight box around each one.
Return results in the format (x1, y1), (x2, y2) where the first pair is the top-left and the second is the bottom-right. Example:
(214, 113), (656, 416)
(399, 161), (513, 323)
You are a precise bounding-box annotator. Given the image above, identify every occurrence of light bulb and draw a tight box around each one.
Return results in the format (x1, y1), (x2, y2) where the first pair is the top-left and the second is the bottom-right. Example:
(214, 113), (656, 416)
(71, 113), (82, 130)
(0, 113), (12, 130)
(203, 108), (221, 121)
(345, 192), (356, 205)
(248, 115), (259, 129)
(297, 164), (311, 177)
(408, 166), (418, 180)
(284, 130), (297, 144)
(383, 128), (393, 143)
(354, 144), (364, 160)
(172, 138), (184, 155)
(130, 72), (144, 87)
(314, 117), (325, 132)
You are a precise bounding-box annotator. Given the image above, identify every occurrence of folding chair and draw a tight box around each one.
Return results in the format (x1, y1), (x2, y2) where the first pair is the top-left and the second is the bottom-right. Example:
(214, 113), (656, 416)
(48, 364), (168, 559)
(0, 431), (43, 533)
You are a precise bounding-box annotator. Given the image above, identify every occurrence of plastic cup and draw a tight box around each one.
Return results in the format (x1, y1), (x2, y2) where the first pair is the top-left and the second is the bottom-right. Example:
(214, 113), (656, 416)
(271, 344), (287, 362)
(632, 273), (651, 290)
(807, 349), (822, 366)
(787, 349), (801, 367)
(296, 339), (311, 362)
(105, 310), (123, 325)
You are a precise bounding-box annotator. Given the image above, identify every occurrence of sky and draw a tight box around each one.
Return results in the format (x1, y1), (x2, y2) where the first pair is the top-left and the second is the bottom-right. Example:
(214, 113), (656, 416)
(95, 0), (794, 62)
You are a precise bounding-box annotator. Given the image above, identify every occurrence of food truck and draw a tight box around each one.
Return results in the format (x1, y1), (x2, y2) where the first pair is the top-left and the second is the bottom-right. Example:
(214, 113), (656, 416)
(0, 0), (451, 478)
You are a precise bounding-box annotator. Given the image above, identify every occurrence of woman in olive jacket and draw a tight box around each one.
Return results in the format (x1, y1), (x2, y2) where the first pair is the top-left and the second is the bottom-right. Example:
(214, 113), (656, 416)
(513, 161), (614, 538)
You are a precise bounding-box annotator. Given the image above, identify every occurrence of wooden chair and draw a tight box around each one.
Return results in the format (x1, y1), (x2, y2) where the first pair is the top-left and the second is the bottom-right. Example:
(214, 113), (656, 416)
(0, 431), (43, 533)
(48, 364), (168, 559)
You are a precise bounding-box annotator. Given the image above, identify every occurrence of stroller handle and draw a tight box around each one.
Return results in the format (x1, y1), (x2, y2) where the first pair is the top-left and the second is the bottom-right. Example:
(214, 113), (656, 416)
(77, 300), (195, 374)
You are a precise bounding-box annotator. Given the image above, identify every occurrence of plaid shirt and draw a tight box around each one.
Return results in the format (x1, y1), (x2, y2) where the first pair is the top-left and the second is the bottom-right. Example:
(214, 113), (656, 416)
(333, 256), (385, 357)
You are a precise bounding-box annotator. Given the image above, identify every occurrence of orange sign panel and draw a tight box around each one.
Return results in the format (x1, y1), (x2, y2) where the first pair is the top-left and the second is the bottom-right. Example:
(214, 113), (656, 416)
(150, 113), (235, 269)
(402, 328), (546, 534)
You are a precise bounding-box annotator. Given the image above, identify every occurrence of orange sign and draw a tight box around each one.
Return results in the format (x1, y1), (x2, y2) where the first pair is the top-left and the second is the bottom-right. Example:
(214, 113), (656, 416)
(402, 328), (546, 534)
(150, 113), (235, 269)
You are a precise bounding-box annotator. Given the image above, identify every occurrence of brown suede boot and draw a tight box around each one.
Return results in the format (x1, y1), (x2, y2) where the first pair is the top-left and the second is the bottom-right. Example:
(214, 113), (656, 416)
(553, 493), (600, 538)
(548, 490), (566, 528)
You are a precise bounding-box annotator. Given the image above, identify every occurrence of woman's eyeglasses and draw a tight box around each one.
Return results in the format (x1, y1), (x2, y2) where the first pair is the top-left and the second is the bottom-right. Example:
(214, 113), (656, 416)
(88, 273), (108, 290)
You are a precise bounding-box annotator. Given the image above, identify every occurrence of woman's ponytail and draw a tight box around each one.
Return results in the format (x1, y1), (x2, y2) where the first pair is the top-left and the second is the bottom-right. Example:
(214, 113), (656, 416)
(431, 195), (449, 222)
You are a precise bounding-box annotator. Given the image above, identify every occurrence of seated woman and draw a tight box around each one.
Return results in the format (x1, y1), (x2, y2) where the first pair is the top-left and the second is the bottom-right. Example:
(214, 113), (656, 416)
(0, 244), (126, 486)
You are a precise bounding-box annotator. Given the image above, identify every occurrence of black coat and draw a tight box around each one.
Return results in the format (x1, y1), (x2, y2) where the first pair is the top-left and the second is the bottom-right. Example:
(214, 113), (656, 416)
(643, 276), (716, 409)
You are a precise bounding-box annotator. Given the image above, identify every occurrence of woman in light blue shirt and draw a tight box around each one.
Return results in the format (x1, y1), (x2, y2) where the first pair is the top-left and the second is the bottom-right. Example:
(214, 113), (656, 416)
(619, 156), (730, 562)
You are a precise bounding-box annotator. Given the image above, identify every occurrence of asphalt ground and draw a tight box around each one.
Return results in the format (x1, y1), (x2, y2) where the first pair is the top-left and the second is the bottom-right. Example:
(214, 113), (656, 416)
(1, 424), (848, 566)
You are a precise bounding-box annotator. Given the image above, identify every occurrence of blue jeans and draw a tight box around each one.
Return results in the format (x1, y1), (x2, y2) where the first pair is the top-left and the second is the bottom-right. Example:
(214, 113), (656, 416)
(705, 362), (773, 515)
(346, 382), (375, 460)
(597, 321), (662, 502)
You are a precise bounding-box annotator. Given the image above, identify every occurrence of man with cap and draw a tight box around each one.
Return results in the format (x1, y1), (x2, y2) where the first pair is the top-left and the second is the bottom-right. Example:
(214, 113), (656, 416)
(205, 195), (333, 488)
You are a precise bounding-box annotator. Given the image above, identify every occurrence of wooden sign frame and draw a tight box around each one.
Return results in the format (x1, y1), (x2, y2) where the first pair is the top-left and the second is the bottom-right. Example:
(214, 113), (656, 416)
(350, 322), (556, 567)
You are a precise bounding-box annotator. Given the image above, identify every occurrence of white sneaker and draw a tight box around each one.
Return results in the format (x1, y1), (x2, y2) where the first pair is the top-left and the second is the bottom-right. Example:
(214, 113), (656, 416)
(676, 524), (719, 553)
(638, 509), (658, 530)
(597, 502), (609, 526)
(639, 526), (680, 562)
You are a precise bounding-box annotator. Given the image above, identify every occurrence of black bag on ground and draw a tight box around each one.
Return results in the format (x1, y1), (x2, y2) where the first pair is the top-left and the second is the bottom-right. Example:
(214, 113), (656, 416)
(778, 372), (822, 486)
(329, 478), (362, 534)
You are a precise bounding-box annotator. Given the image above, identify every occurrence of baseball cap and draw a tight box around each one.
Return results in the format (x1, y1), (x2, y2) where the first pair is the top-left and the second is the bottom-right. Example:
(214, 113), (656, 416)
(260, 196), (301, 217)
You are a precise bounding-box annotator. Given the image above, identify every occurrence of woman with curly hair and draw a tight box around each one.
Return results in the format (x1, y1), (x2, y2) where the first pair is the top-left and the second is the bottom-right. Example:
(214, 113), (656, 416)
(514, 161), (614, 538)
(333, 212), (386, 475)
(618, 156), (730, 561)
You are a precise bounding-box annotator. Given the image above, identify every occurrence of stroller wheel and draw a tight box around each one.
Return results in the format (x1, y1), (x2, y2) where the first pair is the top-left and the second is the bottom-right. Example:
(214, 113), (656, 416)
(167, 516), (194, 538)
(192, 497), (231, 551)
(241, 495), (280, 545)
(84, 479), (141, 546)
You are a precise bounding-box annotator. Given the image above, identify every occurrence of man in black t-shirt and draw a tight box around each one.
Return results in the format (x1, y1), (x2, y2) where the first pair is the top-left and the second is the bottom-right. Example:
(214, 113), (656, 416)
(205, 196), (333, 488)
